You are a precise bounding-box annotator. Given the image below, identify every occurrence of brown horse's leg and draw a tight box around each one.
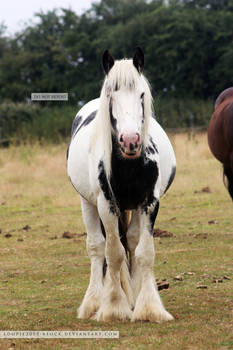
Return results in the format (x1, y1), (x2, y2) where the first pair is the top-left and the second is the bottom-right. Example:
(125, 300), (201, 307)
(223, 153), (233, 201)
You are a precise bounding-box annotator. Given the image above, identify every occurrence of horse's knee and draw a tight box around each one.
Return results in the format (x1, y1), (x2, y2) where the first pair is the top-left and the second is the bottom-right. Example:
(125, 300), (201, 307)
(127, 229), (139, 252)
(135, 240), (154, 269)
(106, 237), (125, 268)
(87, 238), (105, 255)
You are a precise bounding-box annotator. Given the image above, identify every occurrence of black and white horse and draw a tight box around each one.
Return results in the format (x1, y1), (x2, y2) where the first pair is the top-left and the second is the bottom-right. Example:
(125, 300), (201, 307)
(67, 48), (176, 322)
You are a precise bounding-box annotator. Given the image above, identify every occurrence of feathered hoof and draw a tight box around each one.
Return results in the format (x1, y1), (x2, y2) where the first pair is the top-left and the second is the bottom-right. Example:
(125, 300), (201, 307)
(131, 294), (174, 323)
(132, 307), (174, 323)
(95, 296), (133, 322)
(77, 295), (101, 319)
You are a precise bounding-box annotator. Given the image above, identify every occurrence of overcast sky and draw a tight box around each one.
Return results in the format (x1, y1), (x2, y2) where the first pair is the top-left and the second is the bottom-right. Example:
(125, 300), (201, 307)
(0, 0), (99, 35)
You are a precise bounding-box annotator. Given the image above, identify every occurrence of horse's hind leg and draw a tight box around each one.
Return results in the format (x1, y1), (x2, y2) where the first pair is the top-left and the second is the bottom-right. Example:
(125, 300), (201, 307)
(77, 198), (105, 319)
(127, 210), (141, 301)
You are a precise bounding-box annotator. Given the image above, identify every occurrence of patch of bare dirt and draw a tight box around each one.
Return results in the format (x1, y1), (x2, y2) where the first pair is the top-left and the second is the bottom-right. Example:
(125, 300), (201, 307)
(62, 231), (86, 239)
(194, 186), (212, 194)
(153, 228), (174, 238)
(157, 279), (170, 291)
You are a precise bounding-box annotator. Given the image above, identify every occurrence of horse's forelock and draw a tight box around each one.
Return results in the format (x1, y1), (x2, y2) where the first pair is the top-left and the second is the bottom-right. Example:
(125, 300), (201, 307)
(104, 59), (142, 93)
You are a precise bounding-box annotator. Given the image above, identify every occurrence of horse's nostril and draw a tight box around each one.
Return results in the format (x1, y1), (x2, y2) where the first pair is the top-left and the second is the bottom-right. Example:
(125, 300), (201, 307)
(120, 135), (123, 142)
(129, 143), (134, 151)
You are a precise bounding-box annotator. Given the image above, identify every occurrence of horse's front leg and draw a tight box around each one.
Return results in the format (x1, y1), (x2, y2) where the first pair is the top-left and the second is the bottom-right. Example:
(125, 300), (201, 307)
(95, 193), (132, 321)
(131, 202), (174, 322)
(78, 198), (105, 319)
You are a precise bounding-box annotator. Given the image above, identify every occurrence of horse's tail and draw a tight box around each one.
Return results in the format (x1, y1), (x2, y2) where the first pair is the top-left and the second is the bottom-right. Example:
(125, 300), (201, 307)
(119, 211), (134, 309)
(223, 160), (233, 201)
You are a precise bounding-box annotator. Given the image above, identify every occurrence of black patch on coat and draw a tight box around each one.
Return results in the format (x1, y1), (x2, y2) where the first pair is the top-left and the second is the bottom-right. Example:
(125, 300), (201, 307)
(100, 219), (106, 238)
(149, 201), (159, 234)
(66, 143), (70, 160)
(73, 110), (97, 138)
(141, 94), (145, 123)
(149, 136), (159, 154)
(145, 146), (155, 155)
(71, 115), (82, 137)
(109, 99), (117, 130)
(100, 219), (107, 276)
(98, 160), (118, 215)
(110, 136), (159, 211)
(164, 165), (176, 193)
(118, 213), (128, 254)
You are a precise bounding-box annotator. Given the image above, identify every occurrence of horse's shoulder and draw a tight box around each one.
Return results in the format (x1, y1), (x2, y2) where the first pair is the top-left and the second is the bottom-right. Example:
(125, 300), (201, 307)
(77, 98), (100, 119)
(71, 99), (100, 138)
(148, 117), (170, 150)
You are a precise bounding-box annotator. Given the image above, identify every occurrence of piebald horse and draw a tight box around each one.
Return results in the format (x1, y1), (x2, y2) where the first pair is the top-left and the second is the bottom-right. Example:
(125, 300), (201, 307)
(67, 48), (176, 322)
(208, 87), (233, 200)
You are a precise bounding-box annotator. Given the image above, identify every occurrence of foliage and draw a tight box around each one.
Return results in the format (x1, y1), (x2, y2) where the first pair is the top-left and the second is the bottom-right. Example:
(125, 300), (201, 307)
(0, 0), (233, 135)
(0, 103), (77, 143)
(154, 96), (213, 128)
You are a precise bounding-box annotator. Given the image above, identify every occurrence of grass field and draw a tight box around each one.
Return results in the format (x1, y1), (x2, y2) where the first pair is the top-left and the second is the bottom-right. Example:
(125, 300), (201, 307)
(0, 132), (232, 350)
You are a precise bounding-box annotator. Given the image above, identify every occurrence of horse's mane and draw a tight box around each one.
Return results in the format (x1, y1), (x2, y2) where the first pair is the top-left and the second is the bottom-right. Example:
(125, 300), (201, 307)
(93, 59), (153, 179)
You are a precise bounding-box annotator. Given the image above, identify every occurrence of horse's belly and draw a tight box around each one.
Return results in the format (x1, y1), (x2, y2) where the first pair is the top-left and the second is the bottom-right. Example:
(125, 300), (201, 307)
(149, 119), (176, 196)
(67, 130), (97, 204)
(208, 112), (229, 163)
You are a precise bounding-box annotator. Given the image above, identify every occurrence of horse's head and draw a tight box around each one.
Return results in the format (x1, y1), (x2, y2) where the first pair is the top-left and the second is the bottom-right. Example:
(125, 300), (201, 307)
(102, 48), (151, 160)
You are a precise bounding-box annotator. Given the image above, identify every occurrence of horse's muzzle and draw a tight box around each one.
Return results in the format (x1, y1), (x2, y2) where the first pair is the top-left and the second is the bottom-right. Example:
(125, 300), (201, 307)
(119, 133), (142, 159)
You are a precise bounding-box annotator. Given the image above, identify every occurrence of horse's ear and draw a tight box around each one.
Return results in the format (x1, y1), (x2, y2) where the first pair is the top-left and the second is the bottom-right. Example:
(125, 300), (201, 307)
(102, 50), (115, 75)
(133, 47), (144, 74)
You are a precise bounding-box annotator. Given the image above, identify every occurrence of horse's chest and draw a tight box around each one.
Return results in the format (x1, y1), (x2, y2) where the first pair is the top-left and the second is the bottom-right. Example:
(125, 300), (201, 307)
(110, 155), (158, 211)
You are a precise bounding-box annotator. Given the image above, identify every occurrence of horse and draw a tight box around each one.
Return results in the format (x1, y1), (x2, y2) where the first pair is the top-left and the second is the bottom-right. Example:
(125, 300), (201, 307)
(67, 48), (176, 322)
(208, 87), (233, 200)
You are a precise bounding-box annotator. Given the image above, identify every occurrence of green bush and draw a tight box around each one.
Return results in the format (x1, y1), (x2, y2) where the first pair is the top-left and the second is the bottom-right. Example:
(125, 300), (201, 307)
(0, 102), (78, 144)
(153, 97), (214, 129)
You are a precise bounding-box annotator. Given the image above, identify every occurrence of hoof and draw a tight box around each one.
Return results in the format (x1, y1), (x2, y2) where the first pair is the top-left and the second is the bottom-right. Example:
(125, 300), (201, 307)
(95, 293), (132, 322)
(77, 290), (101, 319)
(132, 306), (174, 323)
(131, 288), (174, 323)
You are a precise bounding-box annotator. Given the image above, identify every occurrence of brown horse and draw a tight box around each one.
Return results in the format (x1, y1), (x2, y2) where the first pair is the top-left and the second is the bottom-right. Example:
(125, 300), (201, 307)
(208, 87), (233, 200)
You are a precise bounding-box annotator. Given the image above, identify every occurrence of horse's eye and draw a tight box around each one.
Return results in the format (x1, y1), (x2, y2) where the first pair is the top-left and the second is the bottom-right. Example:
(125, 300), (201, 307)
(140, 92), (145, 100)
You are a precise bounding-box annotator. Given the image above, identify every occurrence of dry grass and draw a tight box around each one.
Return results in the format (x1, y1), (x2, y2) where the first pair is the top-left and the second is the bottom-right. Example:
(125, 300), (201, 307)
(0, 133), (232, 350)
